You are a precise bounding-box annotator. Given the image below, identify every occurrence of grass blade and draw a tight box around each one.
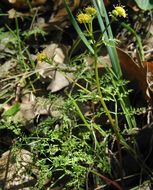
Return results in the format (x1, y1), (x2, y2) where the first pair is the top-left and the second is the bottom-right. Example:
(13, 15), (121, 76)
(64, 0), (94, 54)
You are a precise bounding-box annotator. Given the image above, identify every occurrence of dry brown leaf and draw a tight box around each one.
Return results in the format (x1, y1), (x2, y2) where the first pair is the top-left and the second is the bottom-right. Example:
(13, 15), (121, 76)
(36, 43), (74, 92)
(142, 61), (153, 95)
(43, 44), (65, 63)
(36, 61), (55, 80)
(49, 0), (81, 24)
(117, 48), (148, 100)
(0, 59), (17, 80)
(36, 44), (65, 79)
(47, 70), (69, 92)
(0, 149), (35, 189)
(3, 92), (63, 125)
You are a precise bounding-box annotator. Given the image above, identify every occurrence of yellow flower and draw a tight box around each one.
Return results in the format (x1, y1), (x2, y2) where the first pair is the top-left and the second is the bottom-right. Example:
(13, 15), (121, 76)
(112, 6), (127, 18)
(77, 13), (92, 24)
(112, 10), (118, 17)
(37, 51), (47, 61)
(85, 6), (97, 16)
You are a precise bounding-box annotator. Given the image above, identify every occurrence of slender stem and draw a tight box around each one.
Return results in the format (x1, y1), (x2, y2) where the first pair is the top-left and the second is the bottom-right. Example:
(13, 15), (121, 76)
(91, 36), (115, 132)
(69, 95), (90, 129)
(91, 30), (124, 185)
(121, 22), (144, 62)
(90, 169), (123, 190)
(94, 0), (136, 129)
(69, 95), (100, 153)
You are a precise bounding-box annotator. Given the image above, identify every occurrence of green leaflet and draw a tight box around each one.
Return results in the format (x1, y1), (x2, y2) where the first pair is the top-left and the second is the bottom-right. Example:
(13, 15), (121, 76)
(3, 102), (20, 117)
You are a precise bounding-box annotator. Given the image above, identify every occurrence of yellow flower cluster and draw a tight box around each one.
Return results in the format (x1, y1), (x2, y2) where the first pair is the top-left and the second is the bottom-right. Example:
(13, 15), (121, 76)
(77, 6), (96, 24)
(77, 13), (92, 24)
(85, 6), (97, 16)
(37, 51), (47, 61)
(112, 6), (126, 18)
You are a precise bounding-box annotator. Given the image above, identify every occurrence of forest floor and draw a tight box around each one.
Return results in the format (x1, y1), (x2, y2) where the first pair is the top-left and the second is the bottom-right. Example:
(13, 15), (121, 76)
(0, 0), (153, 190)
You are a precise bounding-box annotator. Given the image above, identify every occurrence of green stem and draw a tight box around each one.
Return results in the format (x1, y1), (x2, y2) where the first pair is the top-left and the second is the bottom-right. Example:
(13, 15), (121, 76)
(69, 95), (100, 151)
(69, 95), (90, 130)
(92, 39), (116, 133)
(121, 22), (144, 62)
(109, 65), (136, 128)
(91, 33), (123, 184)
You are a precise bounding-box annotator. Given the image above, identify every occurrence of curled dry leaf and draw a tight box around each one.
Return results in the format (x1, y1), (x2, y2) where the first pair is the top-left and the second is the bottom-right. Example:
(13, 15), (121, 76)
(6, 92), (64, 125)
(36, 61), (55, 81)
(50, 0), (81, 24)
(47, 70), (70, 92)
(0, 59), (17, 79)
(43, 43), (65, 64)
(36, 43), (73, 92)
(0, 149), (36, 189)
(36, 43), (65, 79)
(117, 48), (148, 100)
(49, 0), (110, 27)
(4, 92), (36, 125)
